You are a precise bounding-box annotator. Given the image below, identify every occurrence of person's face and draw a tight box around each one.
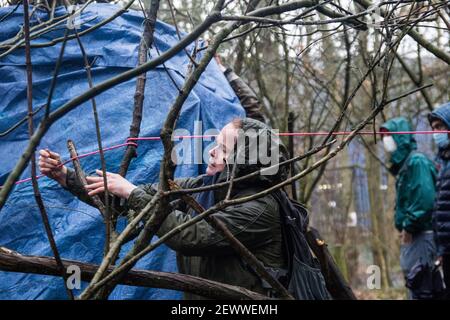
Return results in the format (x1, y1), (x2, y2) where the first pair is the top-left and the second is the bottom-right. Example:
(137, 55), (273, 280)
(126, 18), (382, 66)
(381, 130), (398, 154)
(379, 128), (390, 140)
(431, 119), (449, 138)
(206, 122), (239, 176)
(431, 119), (447, 131)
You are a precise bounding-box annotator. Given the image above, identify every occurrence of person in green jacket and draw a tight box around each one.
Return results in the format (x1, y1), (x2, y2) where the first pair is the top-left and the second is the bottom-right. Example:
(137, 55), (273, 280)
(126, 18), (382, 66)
(38, 118), (291, 299)
(380, 117), (437, 298)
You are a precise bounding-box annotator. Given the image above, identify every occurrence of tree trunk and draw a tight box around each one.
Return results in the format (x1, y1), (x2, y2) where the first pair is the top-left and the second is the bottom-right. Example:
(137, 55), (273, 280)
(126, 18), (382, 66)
(306, 228), (357, 300)
(365, 142), (391, 288)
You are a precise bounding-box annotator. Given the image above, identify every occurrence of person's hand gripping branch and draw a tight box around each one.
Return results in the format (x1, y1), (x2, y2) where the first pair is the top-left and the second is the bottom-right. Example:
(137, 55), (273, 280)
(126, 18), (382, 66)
(38, 149), (68, 187)
(84, 170), (137, 199)
(39, 149), (137, 199)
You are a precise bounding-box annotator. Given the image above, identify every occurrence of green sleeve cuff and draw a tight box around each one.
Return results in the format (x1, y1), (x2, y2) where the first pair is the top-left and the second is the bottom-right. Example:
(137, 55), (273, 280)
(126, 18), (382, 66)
(127, 186), (153, 213)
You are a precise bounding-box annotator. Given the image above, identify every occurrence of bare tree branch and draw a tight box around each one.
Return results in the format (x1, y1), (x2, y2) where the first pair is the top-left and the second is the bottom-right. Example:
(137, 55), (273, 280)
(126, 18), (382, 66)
(23, 0), (74, 300)
(0, 248), (269, 300)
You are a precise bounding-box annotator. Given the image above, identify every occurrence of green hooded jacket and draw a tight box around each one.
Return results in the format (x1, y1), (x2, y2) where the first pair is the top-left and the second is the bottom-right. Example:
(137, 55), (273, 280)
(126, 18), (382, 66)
(381, 117), (437, 233)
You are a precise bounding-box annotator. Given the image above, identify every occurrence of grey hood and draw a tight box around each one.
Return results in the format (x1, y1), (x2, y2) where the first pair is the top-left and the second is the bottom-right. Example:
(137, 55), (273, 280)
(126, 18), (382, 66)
(216, 118), (290, 192)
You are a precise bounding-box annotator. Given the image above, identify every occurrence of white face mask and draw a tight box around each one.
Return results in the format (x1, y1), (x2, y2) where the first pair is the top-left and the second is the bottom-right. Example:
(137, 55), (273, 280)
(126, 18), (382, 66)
(383, 136), (397, 153)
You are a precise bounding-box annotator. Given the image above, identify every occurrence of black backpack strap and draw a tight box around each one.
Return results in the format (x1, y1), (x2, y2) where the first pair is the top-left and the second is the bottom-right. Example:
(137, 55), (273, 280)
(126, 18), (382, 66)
(271, 189), (316, 268)
(272, 190), (332, 300)
(236, 190), (292, 294)
(271, 190), (294, 280)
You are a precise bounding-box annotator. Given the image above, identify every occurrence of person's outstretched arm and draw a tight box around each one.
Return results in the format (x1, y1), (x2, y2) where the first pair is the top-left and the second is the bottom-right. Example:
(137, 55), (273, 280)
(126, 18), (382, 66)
(215, 56), (266, 123)
(127, 187), (279, 257)
(38, 148), (203, 215)
(38, 149), (132, 213)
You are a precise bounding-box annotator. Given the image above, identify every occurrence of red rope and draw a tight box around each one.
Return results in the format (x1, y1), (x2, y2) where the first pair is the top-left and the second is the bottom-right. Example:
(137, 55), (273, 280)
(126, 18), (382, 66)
(126, 130), (448, 141)
(277, 130), (446, 136)
(4, 130), (449, 187)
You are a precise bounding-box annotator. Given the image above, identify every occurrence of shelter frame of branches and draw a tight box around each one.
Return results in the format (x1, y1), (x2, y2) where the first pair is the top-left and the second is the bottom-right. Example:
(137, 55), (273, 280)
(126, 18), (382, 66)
(0, 0), (448, 300)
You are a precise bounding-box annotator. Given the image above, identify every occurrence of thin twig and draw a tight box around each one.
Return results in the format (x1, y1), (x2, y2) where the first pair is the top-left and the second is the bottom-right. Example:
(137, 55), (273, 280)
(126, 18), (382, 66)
(23, 0), (74, 300)
(0, 28), (71, 137)
(72, 29), (113, 255)
(67, 140), (107, 218)
(118, 0), (161, 180)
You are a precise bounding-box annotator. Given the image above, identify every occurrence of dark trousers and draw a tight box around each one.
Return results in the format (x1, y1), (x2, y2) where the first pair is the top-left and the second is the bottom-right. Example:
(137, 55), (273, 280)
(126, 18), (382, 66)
(444, 255), (450, 299)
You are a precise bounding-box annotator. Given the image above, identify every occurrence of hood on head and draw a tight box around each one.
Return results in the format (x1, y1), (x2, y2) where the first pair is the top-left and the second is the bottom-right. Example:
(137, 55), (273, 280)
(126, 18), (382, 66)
(428, 102), (450, 155)
(428, 102), (450, 129)
(380, 117), (417, 166)
(217, 118), (290, 189)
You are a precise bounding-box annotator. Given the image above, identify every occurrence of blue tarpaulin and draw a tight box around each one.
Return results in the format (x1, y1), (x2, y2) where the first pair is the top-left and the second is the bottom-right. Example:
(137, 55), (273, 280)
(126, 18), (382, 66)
(0, 3), (245, 299)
